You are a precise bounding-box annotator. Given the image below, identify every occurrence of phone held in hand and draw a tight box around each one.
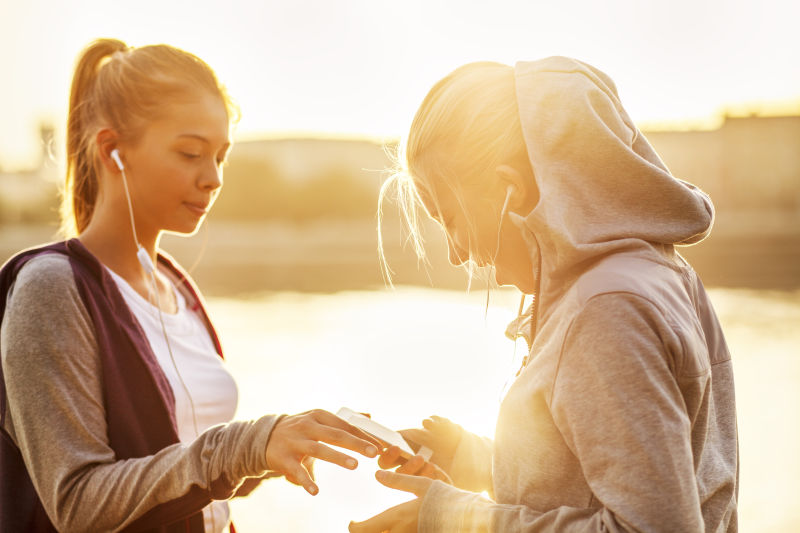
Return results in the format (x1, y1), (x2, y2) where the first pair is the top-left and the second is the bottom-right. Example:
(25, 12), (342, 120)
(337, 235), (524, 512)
(337, 407), (432, 461)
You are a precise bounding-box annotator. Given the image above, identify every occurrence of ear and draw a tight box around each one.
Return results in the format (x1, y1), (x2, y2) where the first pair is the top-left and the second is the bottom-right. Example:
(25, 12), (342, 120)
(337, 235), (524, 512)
(495, 164), (538, 212)
(95, 128), (122, 174)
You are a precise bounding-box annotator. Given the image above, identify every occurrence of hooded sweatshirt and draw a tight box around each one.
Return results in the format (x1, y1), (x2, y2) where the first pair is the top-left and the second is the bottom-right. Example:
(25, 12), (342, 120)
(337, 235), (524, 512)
(418, 57), (738, 532)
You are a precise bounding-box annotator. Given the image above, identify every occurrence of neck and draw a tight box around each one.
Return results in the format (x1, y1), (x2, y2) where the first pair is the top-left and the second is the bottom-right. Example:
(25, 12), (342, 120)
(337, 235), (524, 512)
(78, 198), (161, 281)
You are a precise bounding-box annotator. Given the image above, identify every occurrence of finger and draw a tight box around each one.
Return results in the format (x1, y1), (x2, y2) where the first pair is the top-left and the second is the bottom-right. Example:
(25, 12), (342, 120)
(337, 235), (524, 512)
(284, 460), (319, 496)
(375, 469), (432, 497)
(422, 417), (443, 431)
(425, 416), (458, 433)
(301, 441), (360, 470)
(432, 463), (453, 484)
(400, 428), (434, 448)
(395, 454), (425, 475)
(377, 445), (404, 469)
(302, 455), (316, 482)
(310, 425), (382, 460)
(349, 500), (416, 533)
(311, 410), (382, 454)
(419, 462), (437, 479)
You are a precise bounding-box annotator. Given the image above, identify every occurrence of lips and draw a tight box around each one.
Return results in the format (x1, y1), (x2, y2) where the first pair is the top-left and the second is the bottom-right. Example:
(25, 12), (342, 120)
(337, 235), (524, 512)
(184, 202), (209, 216)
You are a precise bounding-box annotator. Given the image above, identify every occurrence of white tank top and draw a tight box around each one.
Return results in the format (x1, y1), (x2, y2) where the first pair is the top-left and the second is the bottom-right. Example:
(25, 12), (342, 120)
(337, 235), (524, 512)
(106, 266), (238, 533)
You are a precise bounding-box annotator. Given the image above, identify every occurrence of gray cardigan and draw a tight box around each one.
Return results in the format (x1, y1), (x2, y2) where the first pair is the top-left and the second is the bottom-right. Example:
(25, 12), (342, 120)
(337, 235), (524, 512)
(1, 245), (280, 532)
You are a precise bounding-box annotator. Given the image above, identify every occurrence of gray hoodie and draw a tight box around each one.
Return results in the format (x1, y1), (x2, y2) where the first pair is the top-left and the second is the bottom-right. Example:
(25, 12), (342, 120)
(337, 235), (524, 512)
(418, 57), (738, 532)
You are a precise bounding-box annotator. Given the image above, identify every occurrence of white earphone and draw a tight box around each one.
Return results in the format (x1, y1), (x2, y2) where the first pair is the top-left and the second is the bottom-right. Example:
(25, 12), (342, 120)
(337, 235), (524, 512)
(111, 148), (155, 274)
(485, 184), (516, 315)
(110, 148), (125, 171)
(495, 185), (514, 249)
(501, 185), (514, 220)
(111, 147), (202, 447)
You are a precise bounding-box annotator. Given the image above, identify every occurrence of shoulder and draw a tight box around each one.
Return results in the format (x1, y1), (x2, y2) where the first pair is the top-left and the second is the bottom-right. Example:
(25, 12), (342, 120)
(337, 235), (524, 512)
(4, 253), (93, 343)
(8, 253), (81, 308)
(576, 253), (676, 297)
(3, 251), (98, 382)
(14, 252), (75, 288)
(570, 251), (695, 324)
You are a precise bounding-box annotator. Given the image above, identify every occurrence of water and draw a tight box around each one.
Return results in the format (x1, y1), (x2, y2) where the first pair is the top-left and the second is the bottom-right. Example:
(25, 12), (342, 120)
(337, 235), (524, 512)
(207, 287), (800, 532)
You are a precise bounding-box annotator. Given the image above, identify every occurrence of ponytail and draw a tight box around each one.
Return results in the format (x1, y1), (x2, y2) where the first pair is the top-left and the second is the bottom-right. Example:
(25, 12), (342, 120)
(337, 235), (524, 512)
(62, 38), (128, 237)
(59, 38), (236, 237)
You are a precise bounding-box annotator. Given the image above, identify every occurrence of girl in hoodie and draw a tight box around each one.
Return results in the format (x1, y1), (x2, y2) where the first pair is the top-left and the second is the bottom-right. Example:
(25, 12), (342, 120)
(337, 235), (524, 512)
(0, 38), (385, 532)
(351, 57), (739, 532)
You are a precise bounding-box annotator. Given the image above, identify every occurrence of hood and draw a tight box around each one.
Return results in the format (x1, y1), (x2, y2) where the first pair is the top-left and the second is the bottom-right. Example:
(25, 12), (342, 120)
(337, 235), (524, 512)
(506, 56), (714, 340)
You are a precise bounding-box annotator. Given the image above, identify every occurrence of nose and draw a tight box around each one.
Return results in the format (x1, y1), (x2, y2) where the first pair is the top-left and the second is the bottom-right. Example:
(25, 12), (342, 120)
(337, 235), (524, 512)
(447, 239), (469, 267)
(199, 161), (223, 192)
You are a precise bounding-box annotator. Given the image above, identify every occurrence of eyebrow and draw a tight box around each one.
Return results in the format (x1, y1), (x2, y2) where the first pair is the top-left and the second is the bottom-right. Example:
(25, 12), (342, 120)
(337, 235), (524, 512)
(177, 133), (231, 147)
(177, 133), (209, 142)
(177, 135), (232, 159)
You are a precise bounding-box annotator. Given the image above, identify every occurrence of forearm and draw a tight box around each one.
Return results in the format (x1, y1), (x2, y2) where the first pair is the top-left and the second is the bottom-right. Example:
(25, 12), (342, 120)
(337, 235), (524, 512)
(55, 415), (279, 532)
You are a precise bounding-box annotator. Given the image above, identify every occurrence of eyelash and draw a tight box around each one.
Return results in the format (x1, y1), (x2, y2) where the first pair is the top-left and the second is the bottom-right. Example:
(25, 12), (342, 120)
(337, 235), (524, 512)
(180, 152), (228, 168)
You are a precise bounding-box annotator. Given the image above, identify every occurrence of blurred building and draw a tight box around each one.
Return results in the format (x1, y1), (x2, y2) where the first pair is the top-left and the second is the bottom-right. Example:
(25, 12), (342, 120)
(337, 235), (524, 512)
(231, 136), (395, 184)
(0, 123), (59, 224)
(645, 114), (800, 231)
(645, 114), (800, 288)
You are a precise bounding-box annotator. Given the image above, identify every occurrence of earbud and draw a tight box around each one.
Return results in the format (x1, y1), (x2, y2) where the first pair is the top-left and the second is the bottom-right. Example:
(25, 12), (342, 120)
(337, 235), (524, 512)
(110, 149), (125, 171)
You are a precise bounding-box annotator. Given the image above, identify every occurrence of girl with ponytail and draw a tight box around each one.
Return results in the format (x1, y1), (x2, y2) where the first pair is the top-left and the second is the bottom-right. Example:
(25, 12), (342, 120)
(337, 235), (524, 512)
(0, 38), (388, 532)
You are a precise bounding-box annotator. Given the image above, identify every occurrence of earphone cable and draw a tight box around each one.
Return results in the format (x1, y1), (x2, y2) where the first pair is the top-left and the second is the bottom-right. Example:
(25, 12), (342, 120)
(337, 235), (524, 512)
(119, 167), (141, 248)
(149, 270), (201, 439)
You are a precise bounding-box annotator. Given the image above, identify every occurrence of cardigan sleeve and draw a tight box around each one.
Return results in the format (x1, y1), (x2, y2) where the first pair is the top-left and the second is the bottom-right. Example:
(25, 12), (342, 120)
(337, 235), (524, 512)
(1, 254), (281, 533)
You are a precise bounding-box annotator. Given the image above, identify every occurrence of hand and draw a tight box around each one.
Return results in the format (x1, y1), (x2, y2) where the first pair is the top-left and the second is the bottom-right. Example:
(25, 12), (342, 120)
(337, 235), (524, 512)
(378, 447), (452, 484)
(349, 470), (433, 533)
(396, 415), (463, 474)
(265, 409), (382, 495)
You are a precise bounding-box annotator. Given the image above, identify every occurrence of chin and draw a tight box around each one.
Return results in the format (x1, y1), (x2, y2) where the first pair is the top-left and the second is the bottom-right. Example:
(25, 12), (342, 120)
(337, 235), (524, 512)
(165, 220), (205, 237)
(494, 271), (510, 288)
(494, 270), (534, 294)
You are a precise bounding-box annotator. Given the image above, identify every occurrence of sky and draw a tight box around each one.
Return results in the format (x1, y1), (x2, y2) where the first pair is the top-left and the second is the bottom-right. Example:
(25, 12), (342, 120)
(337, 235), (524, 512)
(1, 0), (799, 170)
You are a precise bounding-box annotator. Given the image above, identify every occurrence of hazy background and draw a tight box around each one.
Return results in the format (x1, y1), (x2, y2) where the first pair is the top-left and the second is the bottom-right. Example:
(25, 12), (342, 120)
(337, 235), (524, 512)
(1, 0), (799, 531)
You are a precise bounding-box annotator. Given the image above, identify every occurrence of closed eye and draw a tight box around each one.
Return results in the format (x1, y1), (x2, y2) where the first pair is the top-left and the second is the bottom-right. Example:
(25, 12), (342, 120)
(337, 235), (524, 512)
(181, 152), (201, 160)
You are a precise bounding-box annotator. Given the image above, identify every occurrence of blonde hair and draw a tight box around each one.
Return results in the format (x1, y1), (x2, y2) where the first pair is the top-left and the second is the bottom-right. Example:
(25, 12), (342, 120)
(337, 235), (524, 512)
(378, 61), (526, 284)
(61, 38), (238, 237)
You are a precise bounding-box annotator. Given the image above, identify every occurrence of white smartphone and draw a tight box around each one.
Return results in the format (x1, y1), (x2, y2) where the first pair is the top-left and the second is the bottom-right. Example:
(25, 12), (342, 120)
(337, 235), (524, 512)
(337, 407), (432, 461)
